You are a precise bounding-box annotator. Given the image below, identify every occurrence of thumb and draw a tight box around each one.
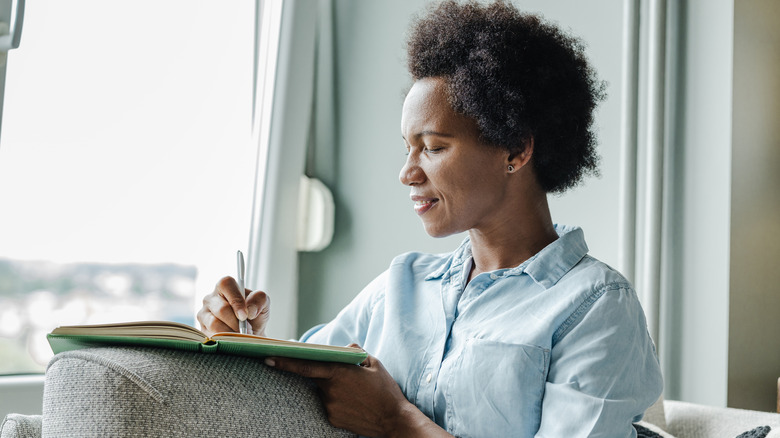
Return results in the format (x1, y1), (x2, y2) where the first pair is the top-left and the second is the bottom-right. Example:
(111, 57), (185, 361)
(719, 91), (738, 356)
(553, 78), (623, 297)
(346, 343), (371, 366)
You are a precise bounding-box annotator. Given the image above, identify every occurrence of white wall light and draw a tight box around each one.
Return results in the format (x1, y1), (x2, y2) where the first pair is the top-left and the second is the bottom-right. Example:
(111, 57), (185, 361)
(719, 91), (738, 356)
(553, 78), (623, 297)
(297, 175), (334, 252)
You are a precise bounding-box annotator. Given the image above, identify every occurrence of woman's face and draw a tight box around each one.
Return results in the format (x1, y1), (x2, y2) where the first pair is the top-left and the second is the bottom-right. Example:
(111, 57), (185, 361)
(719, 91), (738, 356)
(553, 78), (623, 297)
(400, 77), (513, 238)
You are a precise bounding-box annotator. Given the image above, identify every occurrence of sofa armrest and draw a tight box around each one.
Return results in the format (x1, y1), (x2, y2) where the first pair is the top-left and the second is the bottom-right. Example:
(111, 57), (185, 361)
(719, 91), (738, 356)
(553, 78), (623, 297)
(665, 400), (780, 438)
(42, 347), (356, 437)
(1, 414), (42, 438)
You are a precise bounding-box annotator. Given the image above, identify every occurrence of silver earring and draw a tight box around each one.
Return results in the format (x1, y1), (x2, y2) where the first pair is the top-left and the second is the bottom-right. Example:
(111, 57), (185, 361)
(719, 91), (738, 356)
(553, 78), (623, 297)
(507, 165), (515, 173)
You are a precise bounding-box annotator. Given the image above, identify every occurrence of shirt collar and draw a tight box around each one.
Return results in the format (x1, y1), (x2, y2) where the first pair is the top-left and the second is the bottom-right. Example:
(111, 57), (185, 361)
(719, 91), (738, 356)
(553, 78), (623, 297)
(425, 236), (472, 281)
(424, 225), (589, 288)
(523, 225), (589, 288)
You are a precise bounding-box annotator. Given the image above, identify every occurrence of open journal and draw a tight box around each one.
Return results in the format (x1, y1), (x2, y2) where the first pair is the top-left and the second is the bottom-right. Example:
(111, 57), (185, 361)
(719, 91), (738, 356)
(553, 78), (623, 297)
(47, 321), (367, 365)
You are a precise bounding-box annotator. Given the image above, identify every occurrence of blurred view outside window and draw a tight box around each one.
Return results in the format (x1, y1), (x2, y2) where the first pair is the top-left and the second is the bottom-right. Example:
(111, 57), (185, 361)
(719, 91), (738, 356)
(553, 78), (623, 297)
(0, 1), (256, 373)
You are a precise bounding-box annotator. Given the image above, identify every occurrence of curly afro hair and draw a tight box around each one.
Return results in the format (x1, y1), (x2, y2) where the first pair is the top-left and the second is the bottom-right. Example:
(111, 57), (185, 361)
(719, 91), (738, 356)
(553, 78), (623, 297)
(406, 0), (605, 193)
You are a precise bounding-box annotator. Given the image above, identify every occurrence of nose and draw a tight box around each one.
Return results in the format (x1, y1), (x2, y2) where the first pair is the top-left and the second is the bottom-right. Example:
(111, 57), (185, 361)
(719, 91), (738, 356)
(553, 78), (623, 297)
(399, 152), (425, 186)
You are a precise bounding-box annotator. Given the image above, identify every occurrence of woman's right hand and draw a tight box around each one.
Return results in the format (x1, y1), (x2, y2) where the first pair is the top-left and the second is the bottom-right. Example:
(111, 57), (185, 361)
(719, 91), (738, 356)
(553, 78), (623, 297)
(197, 276), (271, 337)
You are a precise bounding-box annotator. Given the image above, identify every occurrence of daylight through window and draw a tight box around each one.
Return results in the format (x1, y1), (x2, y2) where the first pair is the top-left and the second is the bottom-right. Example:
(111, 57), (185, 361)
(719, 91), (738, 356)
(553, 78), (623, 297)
(0, 0), (257, 373)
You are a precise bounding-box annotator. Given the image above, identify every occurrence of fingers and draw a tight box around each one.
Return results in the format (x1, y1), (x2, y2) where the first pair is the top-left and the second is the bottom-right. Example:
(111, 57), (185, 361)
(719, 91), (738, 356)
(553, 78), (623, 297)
(266, 351), (409, 437)
(196, 304), (234, 335)
(216, 276), (249, 321)
(246, 290), (270, 336)
(265, 357), (342, 380)
(198, 277), (243, 333)
(197, 276), (269, 336)
(265, 343), (370, 378)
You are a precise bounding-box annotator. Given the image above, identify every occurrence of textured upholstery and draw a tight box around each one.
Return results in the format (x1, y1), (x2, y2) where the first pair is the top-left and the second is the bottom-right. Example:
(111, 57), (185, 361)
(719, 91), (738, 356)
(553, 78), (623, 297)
(644, 394), (668, 431)
(6, 347), (780, 437)
(0, 414), (41, 438)
(41, 347), (356, 438)
(664, 400), (780, 438)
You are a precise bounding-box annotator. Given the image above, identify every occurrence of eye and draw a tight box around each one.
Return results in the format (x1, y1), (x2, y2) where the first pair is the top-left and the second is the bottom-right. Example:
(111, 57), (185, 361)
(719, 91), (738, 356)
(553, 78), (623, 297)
(424, 146), (444, 154)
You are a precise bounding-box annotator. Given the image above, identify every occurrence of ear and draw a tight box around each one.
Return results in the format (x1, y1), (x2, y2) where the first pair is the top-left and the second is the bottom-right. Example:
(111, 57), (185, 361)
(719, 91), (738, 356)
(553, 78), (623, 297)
(506, 137), (534, 172)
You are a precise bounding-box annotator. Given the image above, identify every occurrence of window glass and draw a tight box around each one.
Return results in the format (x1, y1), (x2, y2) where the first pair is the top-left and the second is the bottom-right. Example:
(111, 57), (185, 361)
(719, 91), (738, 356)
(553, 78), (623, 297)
(0, 0), (256, 373)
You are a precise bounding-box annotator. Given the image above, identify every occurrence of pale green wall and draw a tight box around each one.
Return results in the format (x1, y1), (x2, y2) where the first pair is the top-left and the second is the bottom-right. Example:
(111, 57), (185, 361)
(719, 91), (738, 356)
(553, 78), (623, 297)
(296, 0), (625, 338)
(297, 0), (465, 332)
(296, 0), (780, 410)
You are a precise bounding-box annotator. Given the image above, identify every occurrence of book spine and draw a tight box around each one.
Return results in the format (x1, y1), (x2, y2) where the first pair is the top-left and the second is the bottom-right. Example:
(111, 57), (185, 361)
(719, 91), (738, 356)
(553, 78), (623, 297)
(201, 342), (219, 354)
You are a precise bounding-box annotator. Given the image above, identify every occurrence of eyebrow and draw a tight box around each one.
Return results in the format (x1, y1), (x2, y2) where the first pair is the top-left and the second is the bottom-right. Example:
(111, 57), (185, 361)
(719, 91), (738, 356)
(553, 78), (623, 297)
(402, 130), (455, 141)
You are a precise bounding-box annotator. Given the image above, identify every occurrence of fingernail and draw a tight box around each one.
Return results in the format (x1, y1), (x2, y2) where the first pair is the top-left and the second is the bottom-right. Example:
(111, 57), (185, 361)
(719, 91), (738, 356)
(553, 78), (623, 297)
(264, 358), (275, 367)
(236, 309), (247, 321)
(247, 305), (258, 320)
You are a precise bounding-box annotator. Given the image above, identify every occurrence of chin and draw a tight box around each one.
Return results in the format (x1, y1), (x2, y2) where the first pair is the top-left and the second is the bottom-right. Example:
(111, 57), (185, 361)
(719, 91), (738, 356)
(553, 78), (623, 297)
(421, 222), (459, 239)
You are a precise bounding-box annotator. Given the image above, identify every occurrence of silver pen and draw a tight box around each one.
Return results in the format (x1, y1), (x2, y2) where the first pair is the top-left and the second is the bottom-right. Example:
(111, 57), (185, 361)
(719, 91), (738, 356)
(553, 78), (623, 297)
(237, 250), (248, 334)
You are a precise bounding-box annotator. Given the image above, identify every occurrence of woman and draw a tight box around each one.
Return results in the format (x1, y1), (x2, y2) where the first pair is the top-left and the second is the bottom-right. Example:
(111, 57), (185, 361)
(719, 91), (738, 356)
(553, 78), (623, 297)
(198, 1), (663, 437)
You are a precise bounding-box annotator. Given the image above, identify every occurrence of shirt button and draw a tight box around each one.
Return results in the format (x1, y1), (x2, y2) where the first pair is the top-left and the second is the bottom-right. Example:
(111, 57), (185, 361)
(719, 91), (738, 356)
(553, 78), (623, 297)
(490, 273), (499, 280)
(425, 373), (433, 383)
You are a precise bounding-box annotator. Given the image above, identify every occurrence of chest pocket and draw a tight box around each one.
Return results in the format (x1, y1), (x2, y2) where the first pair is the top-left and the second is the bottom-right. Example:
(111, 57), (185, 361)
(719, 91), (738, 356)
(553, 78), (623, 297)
(444, 338), (549, 438)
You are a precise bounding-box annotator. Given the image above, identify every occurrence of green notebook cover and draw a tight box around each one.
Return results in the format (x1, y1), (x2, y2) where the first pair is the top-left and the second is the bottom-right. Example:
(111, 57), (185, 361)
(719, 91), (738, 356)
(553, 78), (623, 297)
(47, 321), (367, 365)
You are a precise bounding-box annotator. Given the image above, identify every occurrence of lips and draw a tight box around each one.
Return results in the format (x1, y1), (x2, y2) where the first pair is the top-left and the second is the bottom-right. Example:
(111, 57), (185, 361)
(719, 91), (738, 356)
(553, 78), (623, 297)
(411, 195), (439, 215)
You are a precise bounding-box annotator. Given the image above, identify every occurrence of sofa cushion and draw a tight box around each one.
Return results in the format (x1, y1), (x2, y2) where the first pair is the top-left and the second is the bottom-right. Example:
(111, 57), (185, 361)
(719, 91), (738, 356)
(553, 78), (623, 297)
(1, 414), (42, 438)
(665, 400), (780, 438)
(634, 422), (772, 438)
(644, 394), (668, 431)
(42, 347), (356, 438)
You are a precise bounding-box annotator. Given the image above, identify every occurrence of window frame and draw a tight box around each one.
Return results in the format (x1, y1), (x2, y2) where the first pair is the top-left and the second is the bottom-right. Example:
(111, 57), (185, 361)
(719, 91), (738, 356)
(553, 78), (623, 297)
(0, 0), (287, 418)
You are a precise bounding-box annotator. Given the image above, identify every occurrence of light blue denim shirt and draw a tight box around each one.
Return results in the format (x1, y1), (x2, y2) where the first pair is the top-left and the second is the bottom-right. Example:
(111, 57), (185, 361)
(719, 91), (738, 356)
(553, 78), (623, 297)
(301, 225), (663, 437)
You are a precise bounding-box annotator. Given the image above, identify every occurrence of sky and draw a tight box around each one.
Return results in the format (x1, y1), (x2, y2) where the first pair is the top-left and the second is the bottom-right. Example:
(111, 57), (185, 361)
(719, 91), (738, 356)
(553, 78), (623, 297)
(0, 0), (257, 288)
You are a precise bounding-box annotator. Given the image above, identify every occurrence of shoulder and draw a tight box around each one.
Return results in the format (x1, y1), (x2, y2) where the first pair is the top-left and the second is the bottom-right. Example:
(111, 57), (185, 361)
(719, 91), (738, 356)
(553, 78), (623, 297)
(356, 249), (453, 304)
(552, 255), (645, 343)
(376, 246), (456, 292)
(387, 237), (467, 282)
(567, 254), (633, 294)
(389, 250), (452, 271)
(380, 250), (454, 292)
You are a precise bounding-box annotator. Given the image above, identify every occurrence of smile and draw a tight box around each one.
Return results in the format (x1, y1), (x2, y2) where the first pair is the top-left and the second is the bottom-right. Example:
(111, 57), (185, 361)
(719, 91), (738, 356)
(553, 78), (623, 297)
(413, 198), (438, 215)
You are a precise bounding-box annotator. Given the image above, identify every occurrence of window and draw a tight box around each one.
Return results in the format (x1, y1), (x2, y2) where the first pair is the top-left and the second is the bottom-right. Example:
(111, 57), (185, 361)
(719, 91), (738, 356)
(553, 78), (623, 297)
(0, 0), (257, 373)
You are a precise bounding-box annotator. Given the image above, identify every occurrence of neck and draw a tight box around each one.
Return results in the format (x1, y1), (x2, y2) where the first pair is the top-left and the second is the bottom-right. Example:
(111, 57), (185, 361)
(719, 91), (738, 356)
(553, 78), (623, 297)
(467, 194), (558, 282)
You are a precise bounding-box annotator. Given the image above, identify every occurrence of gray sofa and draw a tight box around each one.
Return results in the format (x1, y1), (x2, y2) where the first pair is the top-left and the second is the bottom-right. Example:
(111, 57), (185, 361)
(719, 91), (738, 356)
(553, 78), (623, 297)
(3, 346), (780, 437)
(639, 397), (780, 438)
(2, 347), (354, 438)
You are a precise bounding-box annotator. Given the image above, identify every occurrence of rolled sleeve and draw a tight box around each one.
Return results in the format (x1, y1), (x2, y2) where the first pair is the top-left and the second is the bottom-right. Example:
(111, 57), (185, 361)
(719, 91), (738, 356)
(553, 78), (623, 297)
(536, 285), (663, 437)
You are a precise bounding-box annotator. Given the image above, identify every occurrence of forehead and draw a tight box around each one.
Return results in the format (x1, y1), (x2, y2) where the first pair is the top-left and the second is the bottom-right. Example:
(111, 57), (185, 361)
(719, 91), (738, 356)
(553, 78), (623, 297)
(402, 77), (448, 118)
(401, 77), (474, 138)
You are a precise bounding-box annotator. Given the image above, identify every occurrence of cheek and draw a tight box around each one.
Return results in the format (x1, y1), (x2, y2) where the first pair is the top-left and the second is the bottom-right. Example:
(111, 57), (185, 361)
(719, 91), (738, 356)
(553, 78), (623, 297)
(431, 163), (469, 198)
(452, 159), (501, 192)
(429, 150), (506, 201)
(438, 171), (491, 209)
(456, 170), (507, 212)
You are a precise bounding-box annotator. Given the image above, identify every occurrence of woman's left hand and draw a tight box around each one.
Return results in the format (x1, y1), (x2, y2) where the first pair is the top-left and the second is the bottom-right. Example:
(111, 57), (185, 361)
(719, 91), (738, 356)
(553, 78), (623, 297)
(265, 345), (445, 438)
